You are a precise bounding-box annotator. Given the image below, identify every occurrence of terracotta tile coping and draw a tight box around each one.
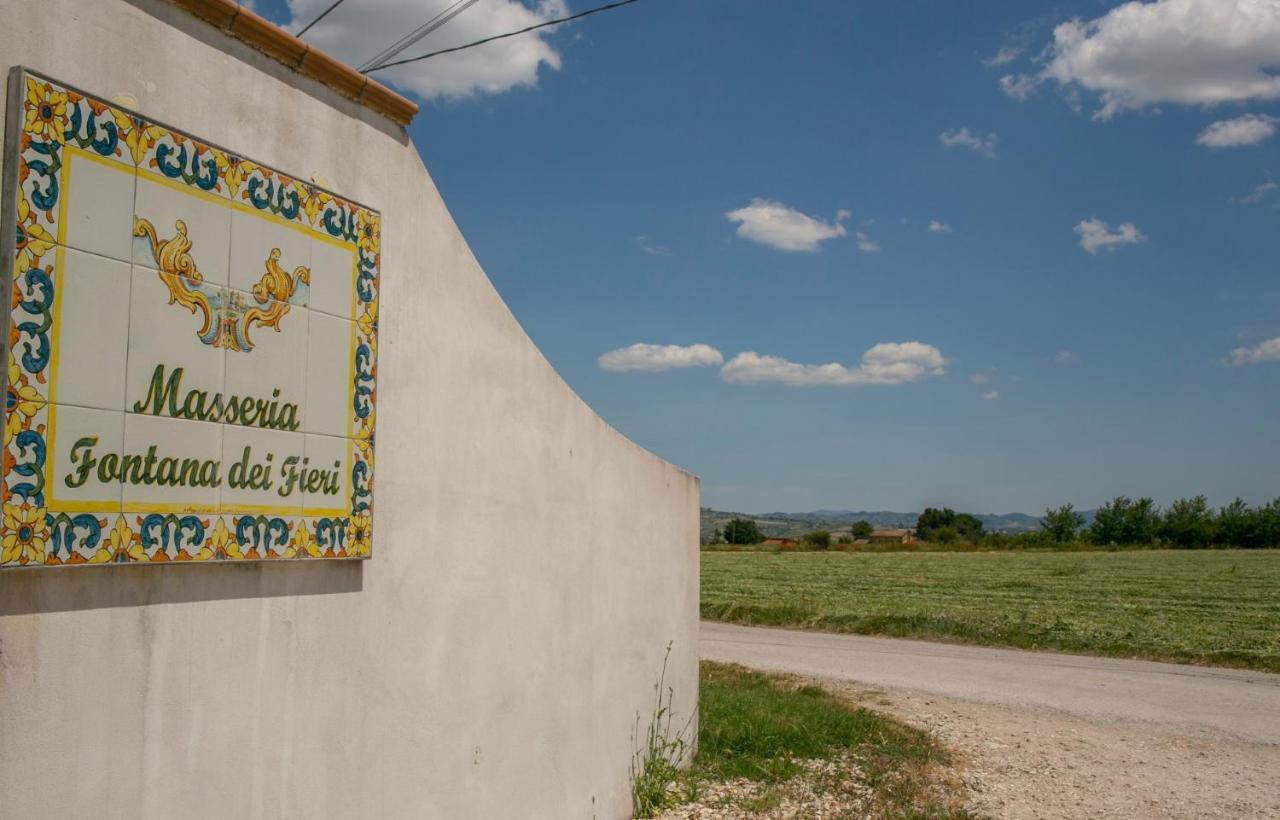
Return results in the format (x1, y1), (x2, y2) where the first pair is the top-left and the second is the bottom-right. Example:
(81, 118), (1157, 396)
(165, 0), (419, 126)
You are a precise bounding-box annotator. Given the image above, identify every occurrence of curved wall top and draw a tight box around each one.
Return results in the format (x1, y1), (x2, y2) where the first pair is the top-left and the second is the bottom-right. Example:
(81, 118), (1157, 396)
(0, 2), (699, 818)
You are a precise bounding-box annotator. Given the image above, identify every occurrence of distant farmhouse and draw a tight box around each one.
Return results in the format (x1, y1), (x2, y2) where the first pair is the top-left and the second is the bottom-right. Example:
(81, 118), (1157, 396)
(868, 528), (917, 545)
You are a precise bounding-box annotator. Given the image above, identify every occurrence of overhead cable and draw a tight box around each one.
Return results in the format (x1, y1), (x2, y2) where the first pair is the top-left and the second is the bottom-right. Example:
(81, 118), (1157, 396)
(367, 0), (643, 71)
(296, 0), (351, 37)
(358, 0), (483, 73)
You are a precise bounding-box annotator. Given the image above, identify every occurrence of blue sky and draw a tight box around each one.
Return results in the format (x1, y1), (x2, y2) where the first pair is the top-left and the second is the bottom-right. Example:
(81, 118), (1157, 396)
(262, 0), (1280, 514)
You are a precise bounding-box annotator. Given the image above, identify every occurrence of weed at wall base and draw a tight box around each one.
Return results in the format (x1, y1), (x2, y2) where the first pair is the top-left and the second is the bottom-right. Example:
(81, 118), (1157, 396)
(630, 642), (695, 818)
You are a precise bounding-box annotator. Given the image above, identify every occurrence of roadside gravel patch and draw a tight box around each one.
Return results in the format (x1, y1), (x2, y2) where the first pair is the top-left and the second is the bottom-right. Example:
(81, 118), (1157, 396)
(836, 684), (1280, 819)
(656, 754), (875, 820)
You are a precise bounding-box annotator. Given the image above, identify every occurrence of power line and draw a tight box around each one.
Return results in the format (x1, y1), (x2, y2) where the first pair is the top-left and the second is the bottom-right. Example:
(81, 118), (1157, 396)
(367, 0), (643, 72)
(358, 0), (483, 73)
(295, 0), (350, 37)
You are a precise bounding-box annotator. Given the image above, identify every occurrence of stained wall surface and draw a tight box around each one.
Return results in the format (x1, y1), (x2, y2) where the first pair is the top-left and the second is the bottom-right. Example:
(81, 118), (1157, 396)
(0, 2), (699, 817)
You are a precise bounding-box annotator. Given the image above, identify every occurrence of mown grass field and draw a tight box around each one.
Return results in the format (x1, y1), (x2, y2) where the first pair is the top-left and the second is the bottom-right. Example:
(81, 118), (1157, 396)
(701, 549), (1280, 672)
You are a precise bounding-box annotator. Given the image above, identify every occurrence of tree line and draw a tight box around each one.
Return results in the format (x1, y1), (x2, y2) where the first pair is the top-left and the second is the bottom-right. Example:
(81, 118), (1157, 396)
(929, 497), (1280, 549)
(1037, 496), (1280, 549)
(712, 496), (1280, 550)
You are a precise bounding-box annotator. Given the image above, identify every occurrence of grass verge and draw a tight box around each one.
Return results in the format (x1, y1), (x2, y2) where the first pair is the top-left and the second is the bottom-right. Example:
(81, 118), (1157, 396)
(638, 662), (972, 818)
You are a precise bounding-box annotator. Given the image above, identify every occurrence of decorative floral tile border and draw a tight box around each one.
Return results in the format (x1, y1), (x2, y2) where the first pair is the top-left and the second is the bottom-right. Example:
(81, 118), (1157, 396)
(1, 69), (378, 568)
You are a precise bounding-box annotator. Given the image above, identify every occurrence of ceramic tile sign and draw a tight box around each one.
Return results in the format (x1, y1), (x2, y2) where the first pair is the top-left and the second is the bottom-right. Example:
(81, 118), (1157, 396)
(0, 70), (378, 567)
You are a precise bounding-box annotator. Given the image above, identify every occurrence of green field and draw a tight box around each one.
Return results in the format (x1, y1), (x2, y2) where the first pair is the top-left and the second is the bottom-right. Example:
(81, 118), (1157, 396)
(701, 550), (1280, 672)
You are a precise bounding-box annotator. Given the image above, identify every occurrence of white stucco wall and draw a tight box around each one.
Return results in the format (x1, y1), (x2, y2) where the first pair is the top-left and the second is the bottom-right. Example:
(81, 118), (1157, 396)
(0, 2), (699, 817)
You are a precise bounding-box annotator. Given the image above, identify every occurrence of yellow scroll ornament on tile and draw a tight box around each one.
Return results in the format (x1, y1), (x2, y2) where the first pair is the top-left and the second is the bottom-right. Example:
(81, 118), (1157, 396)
(133, 218), (309, 353)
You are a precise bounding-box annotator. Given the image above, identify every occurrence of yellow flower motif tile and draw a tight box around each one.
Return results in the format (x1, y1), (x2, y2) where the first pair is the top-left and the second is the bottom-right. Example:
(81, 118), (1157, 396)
(14, 196), (54, 272)
(23, 79), (69, 142)
(2, 500), (49, 565)
(6, 360), (45, 447)
(89, 515), (144, 564)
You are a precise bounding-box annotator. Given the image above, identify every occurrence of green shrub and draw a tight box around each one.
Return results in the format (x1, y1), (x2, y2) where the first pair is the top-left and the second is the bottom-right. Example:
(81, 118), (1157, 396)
(1160, 496), (1213, 548)
(918, 508), (984, 542)
(802, 530), (831, 550)
(722, 518), (765, 545)
(1041, 504), (1085, 543)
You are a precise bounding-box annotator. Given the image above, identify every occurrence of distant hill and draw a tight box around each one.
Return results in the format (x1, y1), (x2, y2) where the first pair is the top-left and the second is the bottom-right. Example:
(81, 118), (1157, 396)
(700, 508), (1050, 541)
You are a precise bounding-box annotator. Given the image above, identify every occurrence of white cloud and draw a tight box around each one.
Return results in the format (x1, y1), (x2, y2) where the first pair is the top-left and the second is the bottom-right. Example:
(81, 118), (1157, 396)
(287, 0), (569, 100)
(855, 232), (880, 253)
(969, 371), (992, 385)
(982, 391), (1001, 401)
(984, 45), (1024, 67)
(1038, 0), (1280, 120)
(999, 73), (1042, 101)
(1228, 337), (1280, 366)
(940, 127), (999, 158)
(634, 235), (671, 256)
(725, 199), (849, 252)
(598, 343), (724, 372)
(1232, 177), (1279, 204)
(1074, 217), (1145, 253)
(1054, 350), (1076, 363)
(1196, 114), (1277, 147)
(721, 342), (948, 387)
(928, 220), (953, 234)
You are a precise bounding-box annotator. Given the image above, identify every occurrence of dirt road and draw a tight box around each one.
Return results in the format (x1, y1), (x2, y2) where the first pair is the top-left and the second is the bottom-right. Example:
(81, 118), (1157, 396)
(702, 621), (1280, 818)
